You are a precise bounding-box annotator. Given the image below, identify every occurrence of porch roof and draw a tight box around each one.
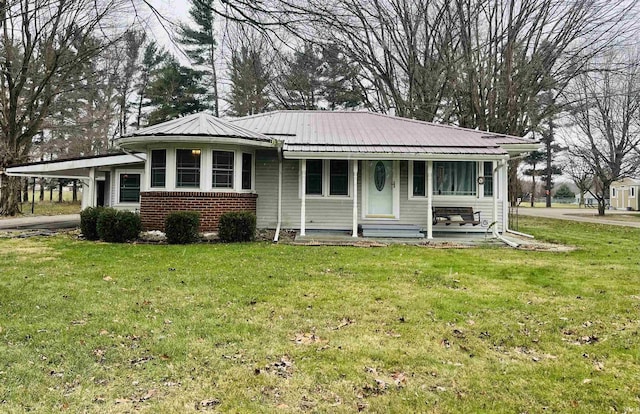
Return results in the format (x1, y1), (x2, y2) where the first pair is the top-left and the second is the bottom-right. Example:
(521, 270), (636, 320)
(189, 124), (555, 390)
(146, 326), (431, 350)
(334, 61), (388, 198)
(5, 152), (145, 178)
(231, 110), (538, 156)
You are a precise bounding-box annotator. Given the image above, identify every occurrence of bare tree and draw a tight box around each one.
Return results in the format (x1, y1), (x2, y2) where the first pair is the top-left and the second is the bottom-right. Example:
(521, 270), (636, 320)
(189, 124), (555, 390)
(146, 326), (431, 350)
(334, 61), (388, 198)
(0, 0), (137, 215)
(564, 51), (640, 215)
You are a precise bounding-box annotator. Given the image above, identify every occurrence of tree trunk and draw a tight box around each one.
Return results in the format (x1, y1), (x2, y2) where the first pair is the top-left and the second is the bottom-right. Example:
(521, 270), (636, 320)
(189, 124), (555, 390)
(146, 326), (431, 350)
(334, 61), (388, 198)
(598, 200), (606, 216)
(39, 179), (45, 201)
(0, 175), (23, 216)
(23, 178), (29, 202)
(49, 185), (53, 201)
(72, 180), (78, 202)
(58, 181), (63, 203)
(530, 174), (536, 207)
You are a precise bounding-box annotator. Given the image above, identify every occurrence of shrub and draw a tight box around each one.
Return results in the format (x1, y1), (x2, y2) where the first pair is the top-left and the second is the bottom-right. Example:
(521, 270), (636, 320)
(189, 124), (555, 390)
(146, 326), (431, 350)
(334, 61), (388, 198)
(96, 208), (142, 243)
(218, 211), (256, 243)
(80, 206), (104, 240)
(165, 211), (201, 244)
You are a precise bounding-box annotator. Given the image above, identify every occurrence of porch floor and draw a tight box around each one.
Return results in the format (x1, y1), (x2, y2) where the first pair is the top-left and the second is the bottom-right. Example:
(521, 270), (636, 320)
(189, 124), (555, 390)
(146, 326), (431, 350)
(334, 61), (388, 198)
(293, 229), (502, 247)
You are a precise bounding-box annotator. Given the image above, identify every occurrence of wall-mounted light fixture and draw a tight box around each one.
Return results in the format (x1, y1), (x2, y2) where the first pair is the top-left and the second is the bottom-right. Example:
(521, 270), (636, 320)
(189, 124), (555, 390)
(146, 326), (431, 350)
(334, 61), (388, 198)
(191, 149), (201, 156)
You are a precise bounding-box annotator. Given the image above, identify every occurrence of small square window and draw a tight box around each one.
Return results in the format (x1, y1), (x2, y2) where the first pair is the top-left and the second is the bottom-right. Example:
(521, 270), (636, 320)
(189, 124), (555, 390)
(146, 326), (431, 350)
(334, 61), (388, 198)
(119, 173), (140, 202)
(150, 149), (166, 188)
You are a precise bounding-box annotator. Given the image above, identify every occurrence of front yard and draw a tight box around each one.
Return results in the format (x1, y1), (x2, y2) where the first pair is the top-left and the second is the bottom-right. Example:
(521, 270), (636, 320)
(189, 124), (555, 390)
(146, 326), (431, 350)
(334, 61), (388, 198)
(0, 217), (639, 413)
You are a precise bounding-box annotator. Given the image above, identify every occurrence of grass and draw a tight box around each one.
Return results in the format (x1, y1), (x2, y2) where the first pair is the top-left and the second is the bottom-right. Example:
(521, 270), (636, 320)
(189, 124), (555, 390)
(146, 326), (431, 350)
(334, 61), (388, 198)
(1, 217), (639, 413)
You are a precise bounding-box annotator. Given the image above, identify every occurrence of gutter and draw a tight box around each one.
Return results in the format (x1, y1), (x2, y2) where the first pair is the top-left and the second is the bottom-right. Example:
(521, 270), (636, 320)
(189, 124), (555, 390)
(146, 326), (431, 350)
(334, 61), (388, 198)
(273, 143), (284, 242)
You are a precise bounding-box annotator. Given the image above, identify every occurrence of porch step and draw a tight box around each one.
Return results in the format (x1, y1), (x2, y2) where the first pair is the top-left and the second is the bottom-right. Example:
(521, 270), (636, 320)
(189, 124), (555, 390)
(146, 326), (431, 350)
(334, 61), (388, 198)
(361, 224), (424, 238)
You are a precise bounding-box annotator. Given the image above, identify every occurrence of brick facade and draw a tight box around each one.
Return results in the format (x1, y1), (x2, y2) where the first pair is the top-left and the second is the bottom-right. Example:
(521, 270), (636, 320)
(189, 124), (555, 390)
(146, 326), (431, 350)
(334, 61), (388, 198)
(140, 191), (258, 232)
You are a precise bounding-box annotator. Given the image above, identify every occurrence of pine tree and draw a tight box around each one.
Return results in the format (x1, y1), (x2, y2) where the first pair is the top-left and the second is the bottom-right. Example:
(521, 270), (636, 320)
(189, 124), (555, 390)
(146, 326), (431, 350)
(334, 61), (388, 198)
(146, 58), (208, 125)
(227, 46), (271, 117)
(178, 0), (219, 116)
(135, 42), (170, 128)
(320, 45), (362, 109)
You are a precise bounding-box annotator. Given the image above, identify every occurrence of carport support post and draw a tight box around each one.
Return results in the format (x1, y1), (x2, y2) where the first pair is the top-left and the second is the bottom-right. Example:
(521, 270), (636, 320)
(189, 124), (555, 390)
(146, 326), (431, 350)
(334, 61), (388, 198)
(427, 161), (433, 239)
(352, 160), (358, 237)
(88, 167), (96, 208)
(300, 159), (306, 237)
(31, 177), (36, 214)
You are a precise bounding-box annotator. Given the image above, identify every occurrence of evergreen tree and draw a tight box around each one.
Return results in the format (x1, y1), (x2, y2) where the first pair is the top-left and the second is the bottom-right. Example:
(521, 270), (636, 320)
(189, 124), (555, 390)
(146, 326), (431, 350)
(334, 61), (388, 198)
(146, 58), (208, 125)
(178, 0), (219, 116)
(523, 150), (545, 207)
(319, 45), (362, 109)
(277, 43), (323, 109)
(135, 42), (170, 128)
(227, 46), (271, 116)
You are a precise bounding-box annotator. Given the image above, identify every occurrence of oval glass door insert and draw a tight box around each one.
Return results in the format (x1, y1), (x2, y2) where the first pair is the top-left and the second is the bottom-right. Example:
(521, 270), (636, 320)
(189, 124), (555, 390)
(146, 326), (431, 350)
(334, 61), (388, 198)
(374, 161), (386, 191)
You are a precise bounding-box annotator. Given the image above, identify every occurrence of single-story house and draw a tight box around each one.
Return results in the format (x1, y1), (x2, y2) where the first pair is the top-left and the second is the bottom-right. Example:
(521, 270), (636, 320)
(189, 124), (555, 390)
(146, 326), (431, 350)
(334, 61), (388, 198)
(5, 111), (539, 239)
(610, 177), (640, 211)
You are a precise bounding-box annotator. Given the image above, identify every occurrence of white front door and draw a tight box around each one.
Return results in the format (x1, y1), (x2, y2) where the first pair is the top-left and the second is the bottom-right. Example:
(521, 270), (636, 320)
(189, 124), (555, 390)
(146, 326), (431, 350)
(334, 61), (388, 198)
(365, 160), (398, 218)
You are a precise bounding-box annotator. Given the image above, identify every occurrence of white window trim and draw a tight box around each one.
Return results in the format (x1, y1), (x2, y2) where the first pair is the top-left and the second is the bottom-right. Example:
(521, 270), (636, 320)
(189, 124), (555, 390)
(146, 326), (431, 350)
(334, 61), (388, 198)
(115, 169), (144, 205)
(145, 145), (255, 193)
(408, 160), (428, 200)
(148, 149), (167, 190)
(299, 159), (354, 200)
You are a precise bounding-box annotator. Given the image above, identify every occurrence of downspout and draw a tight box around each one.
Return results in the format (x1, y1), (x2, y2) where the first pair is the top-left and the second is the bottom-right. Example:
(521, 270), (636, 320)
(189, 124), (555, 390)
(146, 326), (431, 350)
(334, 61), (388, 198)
(273, 143), (283, 242)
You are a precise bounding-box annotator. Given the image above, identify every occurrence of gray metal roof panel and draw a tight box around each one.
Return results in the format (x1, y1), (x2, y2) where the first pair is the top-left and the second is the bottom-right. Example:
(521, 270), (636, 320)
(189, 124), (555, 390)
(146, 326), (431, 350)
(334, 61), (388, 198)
(232, 111), (534, 149)
(283, 144), (506, 155)
(124, 112), (272, 142)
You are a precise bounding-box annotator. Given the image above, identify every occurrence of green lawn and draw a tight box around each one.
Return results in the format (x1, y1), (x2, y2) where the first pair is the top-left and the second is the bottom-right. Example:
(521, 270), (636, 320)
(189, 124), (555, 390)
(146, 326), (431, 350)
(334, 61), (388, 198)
(1, 217), (639, 413)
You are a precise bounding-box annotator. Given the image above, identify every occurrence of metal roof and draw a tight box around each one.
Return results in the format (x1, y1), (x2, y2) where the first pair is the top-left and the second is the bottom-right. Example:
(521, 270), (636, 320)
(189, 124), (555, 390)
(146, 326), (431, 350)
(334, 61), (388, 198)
(122, 112), (272, 142)
(231, 111), (535, 155)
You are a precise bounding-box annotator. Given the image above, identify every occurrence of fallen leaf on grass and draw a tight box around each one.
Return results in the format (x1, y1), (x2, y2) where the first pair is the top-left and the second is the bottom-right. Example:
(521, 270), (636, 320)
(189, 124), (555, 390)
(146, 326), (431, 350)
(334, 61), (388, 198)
(385, 330), (401, 338)
(70, 320), (86, 325)
(292, 332), (326, 345)
(99, 329), (109, 336)
(198, 398), (221, 409)
(334, 318), (354, 330)
(391, 372), (407, 387)
(102, 276), (112, 281)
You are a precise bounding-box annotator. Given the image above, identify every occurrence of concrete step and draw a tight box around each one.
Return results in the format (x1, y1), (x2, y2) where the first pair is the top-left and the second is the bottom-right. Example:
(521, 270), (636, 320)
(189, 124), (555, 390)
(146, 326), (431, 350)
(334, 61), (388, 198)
(361, 224), (424, 238)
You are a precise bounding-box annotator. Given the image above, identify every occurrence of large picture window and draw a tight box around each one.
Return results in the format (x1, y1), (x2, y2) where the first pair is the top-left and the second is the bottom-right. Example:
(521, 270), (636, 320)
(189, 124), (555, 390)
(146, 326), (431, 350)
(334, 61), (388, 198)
(435, 161), (476, 196)
(150, 149), (166, 187)
(176, 149), (201, 188)
(119, 173), (140, 202)
(212, 150), (234, 188)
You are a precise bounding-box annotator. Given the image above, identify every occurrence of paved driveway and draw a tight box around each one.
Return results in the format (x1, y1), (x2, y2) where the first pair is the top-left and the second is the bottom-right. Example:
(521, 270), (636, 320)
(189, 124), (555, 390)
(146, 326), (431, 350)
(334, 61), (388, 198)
(0, 214), (80, 231)
(516, 207), (640, 228)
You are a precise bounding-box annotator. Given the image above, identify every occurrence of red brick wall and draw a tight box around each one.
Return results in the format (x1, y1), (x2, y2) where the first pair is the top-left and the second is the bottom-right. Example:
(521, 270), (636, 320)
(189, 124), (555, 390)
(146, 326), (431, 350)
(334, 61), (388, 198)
(140, 191), (258, 232)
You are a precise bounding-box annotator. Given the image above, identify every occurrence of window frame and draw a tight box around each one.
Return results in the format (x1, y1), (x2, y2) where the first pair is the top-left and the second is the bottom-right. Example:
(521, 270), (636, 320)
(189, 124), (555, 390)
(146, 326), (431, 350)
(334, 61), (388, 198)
(211, 149), (235, 189)
(175, 148), (202, 188)
(630, 186), (636, 198)
(300, 159), (353, 199)
(150, 149), (166, 189)
(408, 160), (427, 199)
(116, 170), (142, 204)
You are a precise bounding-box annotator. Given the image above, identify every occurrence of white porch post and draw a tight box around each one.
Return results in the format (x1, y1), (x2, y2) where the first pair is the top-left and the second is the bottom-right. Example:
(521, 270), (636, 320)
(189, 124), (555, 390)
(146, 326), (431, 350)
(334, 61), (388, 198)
(352, 160), (358, 237)
(88, 167), (96, 208)
(492, 160), (498, 233)
(501, 160), (509, 231)
(300, 159), (306, 236)
(427, 160), (433, 239)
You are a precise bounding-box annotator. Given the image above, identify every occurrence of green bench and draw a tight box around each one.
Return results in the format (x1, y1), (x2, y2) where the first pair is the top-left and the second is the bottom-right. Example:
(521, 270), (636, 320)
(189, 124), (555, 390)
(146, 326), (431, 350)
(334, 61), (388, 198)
(433, 207), (481, 226)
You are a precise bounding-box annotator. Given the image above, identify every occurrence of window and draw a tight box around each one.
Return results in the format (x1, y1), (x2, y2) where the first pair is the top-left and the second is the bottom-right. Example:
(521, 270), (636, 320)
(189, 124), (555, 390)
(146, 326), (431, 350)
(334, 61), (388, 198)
(412, 161), (426, 197)
(631, 187), (636, 198)
(176, 149), (201, 188)
(483, 161), (493, 197)
(242, 153), (253, 190)
(329, 160), (349, 196)
(435, 161), (477, 196)
(612, 187), (617, 198)
(212, 150), (234, 188)
(306, 159), (323, 195)
(302, 159), (351, 197)
(150, 149), (166, 187)
(119, 173), (140, 202)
